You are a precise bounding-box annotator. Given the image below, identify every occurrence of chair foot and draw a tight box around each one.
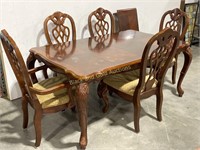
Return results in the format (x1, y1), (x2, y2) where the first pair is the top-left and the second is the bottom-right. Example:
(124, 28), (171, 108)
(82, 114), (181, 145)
(79, 135), (87, 150)
(172, 80), (176, 84)
(34, 139), (41, 147)
(172, 61), (177, 84)
(135, 127), (140, 133)
(34, 111), (42, 148)
(22, 96), (29, 129)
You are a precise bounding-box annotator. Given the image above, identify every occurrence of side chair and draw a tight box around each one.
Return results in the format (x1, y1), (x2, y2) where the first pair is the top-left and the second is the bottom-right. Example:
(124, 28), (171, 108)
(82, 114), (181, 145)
(88, 7), (115, 37)
(159, 8), (189, 84)
(43, 11), (76, 77)
(0, 29), (75, 147)
(44, 11), (76, 44)
(97, 28), (180, 133)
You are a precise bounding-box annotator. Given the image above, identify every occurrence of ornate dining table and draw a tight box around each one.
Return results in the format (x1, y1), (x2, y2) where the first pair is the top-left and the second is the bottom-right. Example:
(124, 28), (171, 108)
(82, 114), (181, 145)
(27, 30), (192, 149)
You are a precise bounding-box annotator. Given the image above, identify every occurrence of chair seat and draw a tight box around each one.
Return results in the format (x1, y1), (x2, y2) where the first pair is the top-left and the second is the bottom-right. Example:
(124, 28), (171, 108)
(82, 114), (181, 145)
(33, 76), (70, 109)
(103, 70), (157, 96)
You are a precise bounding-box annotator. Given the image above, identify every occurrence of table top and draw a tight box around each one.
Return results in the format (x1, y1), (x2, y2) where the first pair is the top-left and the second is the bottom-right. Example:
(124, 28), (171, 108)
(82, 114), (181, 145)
(30, 30), (153, 81)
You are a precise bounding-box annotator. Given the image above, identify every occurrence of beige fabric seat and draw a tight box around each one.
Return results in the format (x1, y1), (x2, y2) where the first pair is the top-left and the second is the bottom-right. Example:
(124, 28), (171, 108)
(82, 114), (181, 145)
(33, 76), (70, 109)
(104, 70), (157, 96)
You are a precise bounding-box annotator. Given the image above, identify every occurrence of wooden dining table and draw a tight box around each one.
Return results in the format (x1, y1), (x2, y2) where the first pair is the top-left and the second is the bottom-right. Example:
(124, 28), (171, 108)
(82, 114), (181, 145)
(27, 30), (192, 149)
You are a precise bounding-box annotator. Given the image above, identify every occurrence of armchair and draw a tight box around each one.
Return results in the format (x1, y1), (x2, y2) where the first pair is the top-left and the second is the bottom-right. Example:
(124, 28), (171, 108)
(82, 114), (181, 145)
(0, 29), (74, 147)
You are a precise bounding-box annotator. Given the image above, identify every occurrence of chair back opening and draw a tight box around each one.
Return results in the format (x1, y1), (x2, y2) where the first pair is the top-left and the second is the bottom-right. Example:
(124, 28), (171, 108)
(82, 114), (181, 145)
(88, 7), (115, 37)
(137, 28), (179, 94)
(44, 11), (76, 45)
(159, 8), (189, 41)
(0, 30), (35, 104)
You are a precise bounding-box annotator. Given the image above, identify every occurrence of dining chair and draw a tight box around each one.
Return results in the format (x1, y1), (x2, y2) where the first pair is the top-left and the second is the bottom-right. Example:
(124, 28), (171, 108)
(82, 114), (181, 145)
(88, 7), (115, 37)
(0, 29), (75, 147)
(43, 11), (76, 77)
(97, 28), (179, 133)
(159, 8), (189, 84)
(115, 8), (139, 32)
(44, 11), (76, 44)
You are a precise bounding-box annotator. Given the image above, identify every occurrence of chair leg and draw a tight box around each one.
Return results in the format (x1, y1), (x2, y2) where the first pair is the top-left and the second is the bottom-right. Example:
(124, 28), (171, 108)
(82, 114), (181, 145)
(42, 67), (49, 79)
(172, 59), (177, 84)
(102, 89), (110, 113)
(97, 80), (104, 98)
(22, 96), (29, 129)
(133, 99), (141, 133)
(156, 88), (163, 121)
(97, 81), (109, 113)
(34, 111), (42, 147)
(68, 86), (76, 112)
(109, 90), (113, 96)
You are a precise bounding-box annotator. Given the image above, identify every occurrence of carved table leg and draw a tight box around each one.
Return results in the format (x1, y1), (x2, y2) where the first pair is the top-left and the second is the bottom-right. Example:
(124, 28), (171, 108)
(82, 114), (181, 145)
(177, 46), (192, 97)
(75, 83), (89, 149)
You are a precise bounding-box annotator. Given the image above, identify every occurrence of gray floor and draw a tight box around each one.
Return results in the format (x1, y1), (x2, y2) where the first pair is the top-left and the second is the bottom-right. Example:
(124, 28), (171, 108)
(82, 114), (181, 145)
(0, 45), (200, 150)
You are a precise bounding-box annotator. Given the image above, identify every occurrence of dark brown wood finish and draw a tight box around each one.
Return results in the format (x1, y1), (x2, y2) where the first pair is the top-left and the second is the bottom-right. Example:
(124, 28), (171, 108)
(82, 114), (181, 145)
(43, 11), (76, 76)
(88, 7), (115, 37)
(98, 28), (180, 133)
(0, 29), (75, 147)
(176, 43), (192, 96)
(159, 8), (190, 87)
(29, 30), (152, 81)
(28, 30), (152, 149)
(27, 29), (192, 149)
(116, 8), (139, 31)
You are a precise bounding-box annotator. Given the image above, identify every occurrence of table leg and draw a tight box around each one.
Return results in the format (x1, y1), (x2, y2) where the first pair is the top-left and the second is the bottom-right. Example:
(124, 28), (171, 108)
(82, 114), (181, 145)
(75, 83), (89, 149)
(177, 45), (192, 97)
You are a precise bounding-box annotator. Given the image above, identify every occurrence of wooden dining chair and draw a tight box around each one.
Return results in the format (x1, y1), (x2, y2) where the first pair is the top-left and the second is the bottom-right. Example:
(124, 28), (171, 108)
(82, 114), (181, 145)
(44, 11), (76, 44)
(97, 28), (179, 133)
(43, 11), (76, 77)
(159, 8), (189, 84)
(0, 29), (75, 147)
(88, 7), (115, 37)
(115, 8), (139, 32)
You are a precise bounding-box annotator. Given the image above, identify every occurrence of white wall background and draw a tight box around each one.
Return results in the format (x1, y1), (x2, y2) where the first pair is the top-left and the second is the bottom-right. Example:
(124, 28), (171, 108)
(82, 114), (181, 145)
(0, 0), (183, 100)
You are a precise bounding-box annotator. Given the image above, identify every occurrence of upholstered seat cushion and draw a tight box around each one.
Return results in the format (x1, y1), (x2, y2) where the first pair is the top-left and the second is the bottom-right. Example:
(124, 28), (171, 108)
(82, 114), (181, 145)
(33, 76), (70, 109)
(103, 69), (157, 96)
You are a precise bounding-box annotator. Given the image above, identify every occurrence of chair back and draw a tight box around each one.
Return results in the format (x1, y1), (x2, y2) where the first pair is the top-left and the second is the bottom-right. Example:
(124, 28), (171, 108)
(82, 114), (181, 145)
(44, 11), (76, 44)
(136, 28), (179, 95)
(88, 7), (115, 37)
(116, 8), (139, 32)
(0, 29), (36, 105)
(159, 8), (189, 41)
